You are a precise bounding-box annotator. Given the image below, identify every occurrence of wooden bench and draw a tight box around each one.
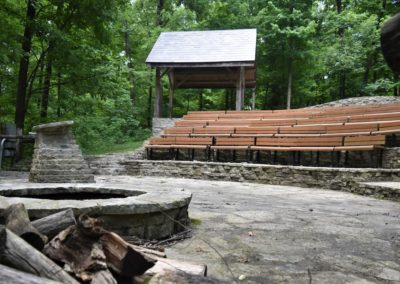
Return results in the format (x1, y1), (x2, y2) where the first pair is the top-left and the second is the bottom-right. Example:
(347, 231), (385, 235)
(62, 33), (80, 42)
(191, 127), (234, 137)
(211, 137), (255, 161)
(175, 120), (212, 127)
(146, 137), (212, 160)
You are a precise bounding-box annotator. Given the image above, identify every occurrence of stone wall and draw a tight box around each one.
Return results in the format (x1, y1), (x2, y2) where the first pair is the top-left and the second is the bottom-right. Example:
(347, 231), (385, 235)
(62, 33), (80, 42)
(123, 160), (400, 199)
(382, 147), (400, 169)
(152, 118), (181, 136)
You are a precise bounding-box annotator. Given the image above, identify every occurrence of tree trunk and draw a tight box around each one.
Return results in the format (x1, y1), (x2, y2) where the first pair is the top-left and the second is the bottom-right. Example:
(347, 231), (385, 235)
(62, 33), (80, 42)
(4, 203), (47, 251)
(286, 58), (293, 109)
(56, 72), (61, 117)
(156, 0), (164, 26)
(199, 91), (204, 111)
(0, 229), (79, 284)
(360, 0), (387, 95)
(31, 209), (76, 239)
(40, 56), (52, 121)
(124, 21), (135, 109)
(0, 264), (61, 284)
(15, 0), (36, 135)
(147, 80), (153, 128)
(336, 0), (346, 99)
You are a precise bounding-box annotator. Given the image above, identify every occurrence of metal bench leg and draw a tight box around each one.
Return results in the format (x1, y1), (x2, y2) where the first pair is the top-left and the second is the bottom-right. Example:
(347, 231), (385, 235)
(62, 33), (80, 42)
(344, 151), (349, 167)
(232, 150), (236, 162)
(256, 150), (261, 163)
(316, 151), (320, 166)
(246, 150), (250, 163)
(191, 149), (195, 160)
(149, 149), (153, 159)
(216, 149), (220, 162)
(273, 151), (277, 164)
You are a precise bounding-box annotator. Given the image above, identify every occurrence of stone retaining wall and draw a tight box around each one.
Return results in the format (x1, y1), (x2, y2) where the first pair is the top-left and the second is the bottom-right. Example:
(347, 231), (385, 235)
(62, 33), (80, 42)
(123, 160), (400, 199)
(152, 118), (181, 136)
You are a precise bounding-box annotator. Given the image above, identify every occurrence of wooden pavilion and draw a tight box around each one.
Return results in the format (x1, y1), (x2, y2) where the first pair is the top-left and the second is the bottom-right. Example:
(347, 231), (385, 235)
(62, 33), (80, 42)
(146, 29), (257, 118)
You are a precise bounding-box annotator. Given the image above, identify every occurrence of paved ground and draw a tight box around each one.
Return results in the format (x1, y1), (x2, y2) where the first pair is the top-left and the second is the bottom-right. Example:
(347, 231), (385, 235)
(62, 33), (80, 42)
(97, 176), (400, 284)
(1, 173), (400, 283)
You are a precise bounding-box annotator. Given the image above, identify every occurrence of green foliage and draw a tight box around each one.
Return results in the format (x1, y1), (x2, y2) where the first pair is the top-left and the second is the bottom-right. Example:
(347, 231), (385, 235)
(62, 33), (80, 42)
(1, 0), (400, 156)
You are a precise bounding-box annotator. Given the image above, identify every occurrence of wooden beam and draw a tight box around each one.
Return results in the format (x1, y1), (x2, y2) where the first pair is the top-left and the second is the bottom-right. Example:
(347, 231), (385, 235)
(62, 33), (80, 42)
(236, 66), (245, 110)
(154, 68), (163, 118)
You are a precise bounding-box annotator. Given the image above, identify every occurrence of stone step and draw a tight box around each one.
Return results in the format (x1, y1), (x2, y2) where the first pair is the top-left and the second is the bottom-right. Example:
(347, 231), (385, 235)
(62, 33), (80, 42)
(29, 174), (95, 183)
(357, 181), (400, 201)
(30, 168), (94, 176)
(31, 164), (91, 171)
(34, 149), (83, 155)
(34, 144), (81, 151)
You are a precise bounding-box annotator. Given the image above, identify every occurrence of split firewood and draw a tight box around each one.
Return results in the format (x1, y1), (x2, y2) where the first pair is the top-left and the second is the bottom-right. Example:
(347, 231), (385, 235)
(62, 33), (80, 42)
(100, 232), (156, 277)
(0, 228), (79, 284)
(4, 203), (47, 250)
(32, 209), (76, 239)
(0, 263), (62, 284)
(44, 214), (156, 283)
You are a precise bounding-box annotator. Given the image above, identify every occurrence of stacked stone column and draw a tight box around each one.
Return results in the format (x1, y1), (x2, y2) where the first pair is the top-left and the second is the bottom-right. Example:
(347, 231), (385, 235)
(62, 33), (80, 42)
(29, 121), (94, 183)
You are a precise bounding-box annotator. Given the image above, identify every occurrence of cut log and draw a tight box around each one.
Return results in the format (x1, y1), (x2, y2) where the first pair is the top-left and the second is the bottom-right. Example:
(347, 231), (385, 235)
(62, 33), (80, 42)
(32, 209), (76, 239)
(145, 257), (207, 277)
(100, 232), (156, 277)
(0, 228), (79, 284)
(0, 263), (61, 284)
(43, 225), (114, 283)
(4, 203), (47, 250)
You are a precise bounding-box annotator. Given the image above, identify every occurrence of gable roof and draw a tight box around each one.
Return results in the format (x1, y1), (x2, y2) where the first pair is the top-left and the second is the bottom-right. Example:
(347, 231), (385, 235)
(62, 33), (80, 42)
(146, 29), (257, 67)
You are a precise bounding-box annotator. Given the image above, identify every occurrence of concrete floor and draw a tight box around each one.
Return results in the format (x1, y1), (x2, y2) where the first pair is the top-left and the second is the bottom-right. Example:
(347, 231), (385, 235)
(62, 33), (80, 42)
(101, 176), (400, 284)
(2, 173), (400, 283)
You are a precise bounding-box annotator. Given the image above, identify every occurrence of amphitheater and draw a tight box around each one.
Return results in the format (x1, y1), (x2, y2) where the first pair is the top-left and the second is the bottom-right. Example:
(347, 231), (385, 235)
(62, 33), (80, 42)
(80, 97), (400, 283)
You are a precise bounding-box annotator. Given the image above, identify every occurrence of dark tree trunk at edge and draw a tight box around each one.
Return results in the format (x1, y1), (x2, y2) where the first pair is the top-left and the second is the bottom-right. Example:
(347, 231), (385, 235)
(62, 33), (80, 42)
(40, 56), (52, 121)
(15, 0), (36, 134)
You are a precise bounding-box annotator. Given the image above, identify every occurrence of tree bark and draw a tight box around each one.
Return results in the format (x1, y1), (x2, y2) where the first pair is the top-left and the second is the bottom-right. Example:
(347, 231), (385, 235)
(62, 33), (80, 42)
(4, 203), (47, 251)
(336, 0), (346, 99)
(31, 209), (76, 239)
(124, 21), (135, 109)
(199, 91), (204, 111)
(56, 72), (61, 117)
(40, 55), (52, 121)
(15, 0), (36, 134)
(286, 57), (293, 109)
(0, 229), (79, 283)
(0, 264), (61, 284)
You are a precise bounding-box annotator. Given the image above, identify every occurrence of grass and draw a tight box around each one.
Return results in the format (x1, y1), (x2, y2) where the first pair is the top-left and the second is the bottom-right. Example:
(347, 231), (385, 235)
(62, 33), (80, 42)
(82, 140), (145, 155)
(190, 218), (202, 226)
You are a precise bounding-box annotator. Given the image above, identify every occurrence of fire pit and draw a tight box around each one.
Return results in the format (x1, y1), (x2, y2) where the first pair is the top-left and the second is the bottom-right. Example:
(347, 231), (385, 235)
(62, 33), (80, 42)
(0, 180), (192, 239)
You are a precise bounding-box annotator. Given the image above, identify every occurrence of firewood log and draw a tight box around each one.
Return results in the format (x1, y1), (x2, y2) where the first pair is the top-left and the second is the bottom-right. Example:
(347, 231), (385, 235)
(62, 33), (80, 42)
(0, 264), (62, 284)
(32, 209), (76, 239)
(0, 228), (79, 284)
(100, 232), (156, 277)
(4, 203), (47, 250)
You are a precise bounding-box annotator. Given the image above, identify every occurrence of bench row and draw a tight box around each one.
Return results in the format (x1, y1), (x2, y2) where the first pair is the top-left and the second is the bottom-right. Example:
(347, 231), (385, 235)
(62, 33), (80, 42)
(163, 120), (400, 137)
(184, 103), (400, 120)
(147, 135), (386, 150)
(176, 111), (400, 127)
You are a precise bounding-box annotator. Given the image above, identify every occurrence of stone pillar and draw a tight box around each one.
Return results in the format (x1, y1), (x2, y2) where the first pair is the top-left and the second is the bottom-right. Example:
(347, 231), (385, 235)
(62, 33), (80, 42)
(29, 121), (94, 183)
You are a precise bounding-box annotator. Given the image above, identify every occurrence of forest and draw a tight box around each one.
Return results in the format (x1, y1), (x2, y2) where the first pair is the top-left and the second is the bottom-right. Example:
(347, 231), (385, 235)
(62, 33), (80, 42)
(0, 0), (399, 154)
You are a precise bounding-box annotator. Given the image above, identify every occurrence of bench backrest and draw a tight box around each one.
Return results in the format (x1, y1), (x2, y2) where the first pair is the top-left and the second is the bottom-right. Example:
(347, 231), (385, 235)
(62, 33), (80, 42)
(215, 137), (255, 146)
(256, 137), (343, 147)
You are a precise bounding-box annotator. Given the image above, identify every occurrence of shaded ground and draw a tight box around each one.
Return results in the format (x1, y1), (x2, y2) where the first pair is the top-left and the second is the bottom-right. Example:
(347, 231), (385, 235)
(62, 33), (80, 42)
(1, 172), (399, 283)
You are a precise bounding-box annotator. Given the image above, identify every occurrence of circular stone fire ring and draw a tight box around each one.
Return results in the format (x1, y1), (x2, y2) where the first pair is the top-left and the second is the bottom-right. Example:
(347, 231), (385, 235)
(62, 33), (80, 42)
(0, 182), (192, 240)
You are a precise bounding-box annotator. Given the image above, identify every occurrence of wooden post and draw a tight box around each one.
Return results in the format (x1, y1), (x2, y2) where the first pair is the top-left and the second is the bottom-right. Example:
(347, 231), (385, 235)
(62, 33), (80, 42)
(154, 68), (163, 118)
(168, 68), (174, 118)
(235, 66), (245, 111)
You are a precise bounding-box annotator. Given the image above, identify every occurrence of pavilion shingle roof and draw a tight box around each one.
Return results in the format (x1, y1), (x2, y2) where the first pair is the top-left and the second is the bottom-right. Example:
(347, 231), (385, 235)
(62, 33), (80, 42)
(146, 29), (257, 66)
